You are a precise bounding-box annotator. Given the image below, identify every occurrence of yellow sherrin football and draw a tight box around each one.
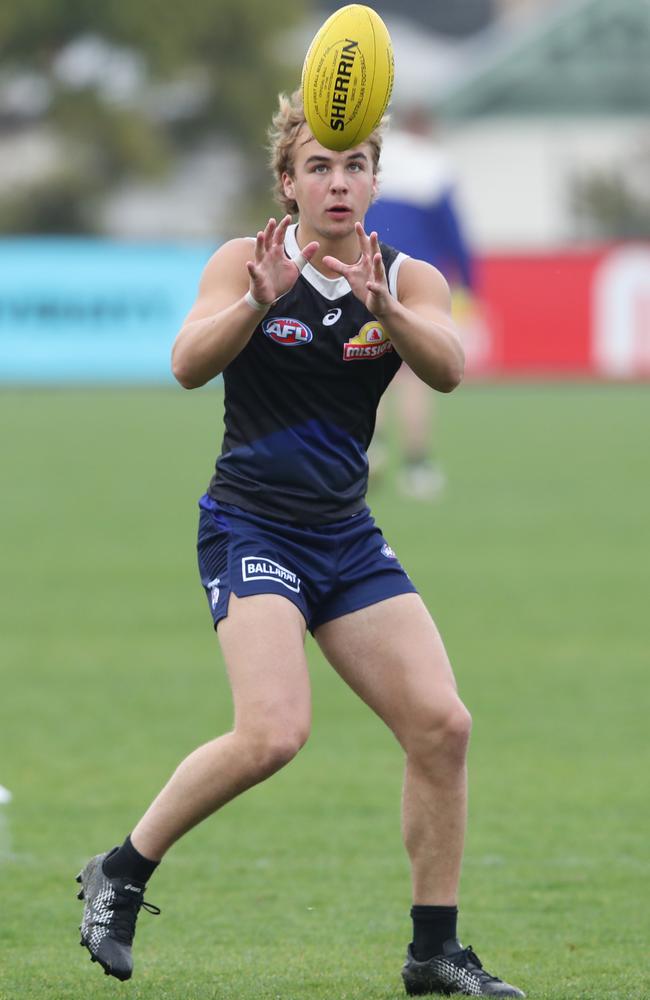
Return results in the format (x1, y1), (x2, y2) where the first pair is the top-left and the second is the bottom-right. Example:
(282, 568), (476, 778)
(301, 4), (394, 151)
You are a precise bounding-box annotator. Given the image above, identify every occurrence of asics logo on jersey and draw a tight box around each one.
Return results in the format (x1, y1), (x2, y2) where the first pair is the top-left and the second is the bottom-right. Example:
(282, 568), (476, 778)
(262, 317), (313, 346)
(242, 557), (301, 593)
(322, 308), (342, 326)
(343, 321), (392, 361)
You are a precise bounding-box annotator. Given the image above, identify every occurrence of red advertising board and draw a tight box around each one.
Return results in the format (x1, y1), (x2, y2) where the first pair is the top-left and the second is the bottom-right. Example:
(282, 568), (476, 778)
(459, 243), (650, 379)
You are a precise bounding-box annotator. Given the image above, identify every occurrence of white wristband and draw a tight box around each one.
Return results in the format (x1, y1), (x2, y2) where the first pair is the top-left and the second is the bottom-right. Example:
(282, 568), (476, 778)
(244, 290), (271, 311)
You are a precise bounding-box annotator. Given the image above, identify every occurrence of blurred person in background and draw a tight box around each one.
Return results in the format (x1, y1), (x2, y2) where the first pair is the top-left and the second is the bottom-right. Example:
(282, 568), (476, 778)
(366, 104), (476, 500)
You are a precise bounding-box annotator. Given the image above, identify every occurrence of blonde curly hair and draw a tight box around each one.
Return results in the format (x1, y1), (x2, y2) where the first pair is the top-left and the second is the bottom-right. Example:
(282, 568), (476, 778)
(268, 88), (385, 215)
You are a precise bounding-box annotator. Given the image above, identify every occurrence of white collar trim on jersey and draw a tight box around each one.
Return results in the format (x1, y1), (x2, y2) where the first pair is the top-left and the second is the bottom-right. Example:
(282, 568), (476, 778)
(285, 223), (352, 301)
(284, 222), (407, 300)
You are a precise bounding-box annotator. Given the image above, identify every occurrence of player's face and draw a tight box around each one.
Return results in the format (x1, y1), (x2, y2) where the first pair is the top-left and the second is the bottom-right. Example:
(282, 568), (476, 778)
(283, 127), (378, 240)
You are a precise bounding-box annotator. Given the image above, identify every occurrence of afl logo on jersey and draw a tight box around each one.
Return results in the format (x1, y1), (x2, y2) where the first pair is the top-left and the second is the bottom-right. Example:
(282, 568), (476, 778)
(262, 317), (313, 347)
(343, 321), (393, 361)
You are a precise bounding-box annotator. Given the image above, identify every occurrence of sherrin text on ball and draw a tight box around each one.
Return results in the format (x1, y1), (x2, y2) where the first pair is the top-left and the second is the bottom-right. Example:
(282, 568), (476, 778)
(301, 4), (394, 151)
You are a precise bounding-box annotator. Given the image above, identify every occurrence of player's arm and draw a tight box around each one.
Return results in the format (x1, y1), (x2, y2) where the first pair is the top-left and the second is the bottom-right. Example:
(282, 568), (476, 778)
(172, 215), (318, 389)
(323, 225), (464, 392)
(386, 256), (464, 392)
(172, 239), (260, 389)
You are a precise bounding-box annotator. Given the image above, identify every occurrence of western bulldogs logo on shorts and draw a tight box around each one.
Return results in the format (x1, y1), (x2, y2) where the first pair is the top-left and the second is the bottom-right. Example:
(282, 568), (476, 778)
(207, 577), (221, 608)
(241, 556), (301, 593)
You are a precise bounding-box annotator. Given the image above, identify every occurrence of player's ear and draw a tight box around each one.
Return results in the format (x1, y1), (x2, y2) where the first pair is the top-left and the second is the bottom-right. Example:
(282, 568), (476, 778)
(282, 172), (295, 201)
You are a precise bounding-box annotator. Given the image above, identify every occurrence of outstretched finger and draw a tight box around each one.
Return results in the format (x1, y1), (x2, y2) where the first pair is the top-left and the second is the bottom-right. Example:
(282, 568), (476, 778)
(373, 250), (385, 281)
(274, 214), (293, 246)
(356, 221), (373, 256)
(321, 254), (347, 276)
(294, 240), (320, 272)
(301, 240), (320, 265)
(263, 217), (277, 252)
(255, 230), (266, 264)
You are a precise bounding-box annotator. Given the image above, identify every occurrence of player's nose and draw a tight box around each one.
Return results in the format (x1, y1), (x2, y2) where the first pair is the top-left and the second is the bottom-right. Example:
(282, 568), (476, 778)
(329, 167), (349, 192)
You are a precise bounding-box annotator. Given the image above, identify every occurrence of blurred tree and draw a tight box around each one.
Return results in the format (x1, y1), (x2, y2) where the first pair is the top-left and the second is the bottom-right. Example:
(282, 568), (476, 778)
(0, 0), (310, 233)
(0, 171), (98, 233)
(571, 163), (650, 240)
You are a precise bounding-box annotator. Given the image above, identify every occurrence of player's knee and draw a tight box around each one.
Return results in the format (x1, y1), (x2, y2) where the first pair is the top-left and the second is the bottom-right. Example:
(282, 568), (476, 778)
(444, 702), (473, 756)
(406, 699), (472, 766)
(246, 722), (309, 778)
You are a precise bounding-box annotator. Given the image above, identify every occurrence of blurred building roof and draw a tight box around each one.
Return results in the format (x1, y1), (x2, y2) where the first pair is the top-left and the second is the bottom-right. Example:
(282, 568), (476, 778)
(437, 0), (650, 118)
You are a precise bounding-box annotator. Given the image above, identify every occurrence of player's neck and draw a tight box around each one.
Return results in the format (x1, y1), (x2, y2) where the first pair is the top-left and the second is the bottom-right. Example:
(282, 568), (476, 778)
(295, 221), (363, 278)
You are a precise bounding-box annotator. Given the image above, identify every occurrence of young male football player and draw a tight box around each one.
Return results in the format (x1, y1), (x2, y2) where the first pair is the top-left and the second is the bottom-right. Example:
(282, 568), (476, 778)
(76, 89), (524, 998)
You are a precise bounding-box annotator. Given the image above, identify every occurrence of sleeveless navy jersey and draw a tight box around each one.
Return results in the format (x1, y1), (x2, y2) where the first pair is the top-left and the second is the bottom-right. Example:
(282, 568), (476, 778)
(208, 224), (407, 524)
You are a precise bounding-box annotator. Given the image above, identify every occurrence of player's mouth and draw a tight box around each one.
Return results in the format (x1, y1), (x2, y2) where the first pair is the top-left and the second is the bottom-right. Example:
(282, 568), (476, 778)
(326, 204), (352, 218)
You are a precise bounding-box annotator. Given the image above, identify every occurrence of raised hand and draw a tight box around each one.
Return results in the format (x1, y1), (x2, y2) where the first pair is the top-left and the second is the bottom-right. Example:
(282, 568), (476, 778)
(246, 215), (319, 306)
(322, 223), (392, 317)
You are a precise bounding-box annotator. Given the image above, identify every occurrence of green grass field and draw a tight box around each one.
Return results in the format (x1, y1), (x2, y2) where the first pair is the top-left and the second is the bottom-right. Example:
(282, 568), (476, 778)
(1, 383), (648, 1000)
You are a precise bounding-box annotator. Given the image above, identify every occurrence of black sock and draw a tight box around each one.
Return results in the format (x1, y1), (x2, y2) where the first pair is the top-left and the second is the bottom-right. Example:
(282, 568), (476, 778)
(102, 835), (160, 884)
(410, 904), (458, 961)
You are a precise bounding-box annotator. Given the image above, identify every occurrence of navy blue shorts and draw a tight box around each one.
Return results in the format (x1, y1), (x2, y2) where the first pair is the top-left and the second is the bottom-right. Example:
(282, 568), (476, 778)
(196, 494), (417, 634)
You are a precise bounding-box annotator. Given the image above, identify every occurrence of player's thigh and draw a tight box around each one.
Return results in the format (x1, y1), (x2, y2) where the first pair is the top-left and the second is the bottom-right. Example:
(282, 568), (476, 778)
(314, 592), (466, 745)
(217, 592), (311, 737)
